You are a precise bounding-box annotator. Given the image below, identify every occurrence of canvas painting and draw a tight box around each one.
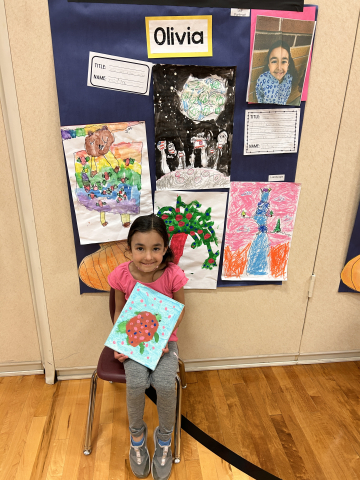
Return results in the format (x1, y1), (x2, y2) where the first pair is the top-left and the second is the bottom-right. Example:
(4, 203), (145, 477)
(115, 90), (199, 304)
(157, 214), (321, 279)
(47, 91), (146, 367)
(153, 64), (236, 190)
(105, 283), (184, 370)
(222, 182), (301, 281)
(61, 121), (152, 244)
(155, 190), (227, 289)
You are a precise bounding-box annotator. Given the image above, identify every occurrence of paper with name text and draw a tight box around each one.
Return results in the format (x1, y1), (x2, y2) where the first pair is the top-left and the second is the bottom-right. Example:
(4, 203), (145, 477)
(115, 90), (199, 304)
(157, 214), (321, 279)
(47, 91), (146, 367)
(244, 109), (300, 155)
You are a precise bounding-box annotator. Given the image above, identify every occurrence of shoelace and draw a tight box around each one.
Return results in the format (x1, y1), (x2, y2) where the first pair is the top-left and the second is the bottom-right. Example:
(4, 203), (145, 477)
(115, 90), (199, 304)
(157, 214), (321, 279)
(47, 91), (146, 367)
(132, 445), (143, 465)
(160, 445), (168, 466)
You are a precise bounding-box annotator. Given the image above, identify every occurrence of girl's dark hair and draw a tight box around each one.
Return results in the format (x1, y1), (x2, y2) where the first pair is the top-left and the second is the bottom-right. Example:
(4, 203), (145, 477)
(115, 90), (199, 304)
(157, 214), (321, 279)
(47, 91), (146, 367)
(265, 39), (298, 85)
(127, 214), (174, 267)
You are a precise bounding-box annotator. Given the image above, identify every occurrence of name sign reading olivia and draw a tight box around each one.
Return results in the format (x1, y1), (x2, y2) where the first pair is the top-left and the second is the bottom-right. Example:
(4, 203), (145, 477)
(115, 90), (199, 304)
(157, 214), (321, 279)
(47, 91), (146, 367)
(145, 16), (212, 58)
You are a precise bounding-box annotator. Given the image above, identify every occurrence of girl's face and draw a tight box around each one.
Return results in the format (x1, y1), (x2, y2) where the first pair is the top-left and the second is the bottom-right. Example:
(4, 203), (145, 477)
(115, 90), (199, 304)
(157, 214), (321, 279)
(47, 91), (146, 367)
(130, 230), (167, 273)
(268, 46), (289, 82)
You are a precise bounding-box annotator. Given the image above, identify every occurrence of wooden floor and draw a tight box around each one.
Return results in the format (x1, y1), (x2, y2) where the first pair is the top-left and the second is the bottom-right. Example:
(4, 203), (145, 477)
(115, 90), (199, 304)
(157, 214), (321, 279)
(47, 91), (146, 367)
(1, 362), (360, 480)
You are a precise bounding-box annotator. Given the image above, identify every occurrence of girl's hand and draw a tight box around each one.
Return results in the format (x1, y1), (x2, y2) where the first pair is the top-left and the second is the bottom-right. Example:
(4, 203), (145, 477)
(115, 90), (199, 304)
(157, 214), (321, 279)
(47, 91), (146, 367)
(114, 351), (129, 362)
(161, 344), (169, 357)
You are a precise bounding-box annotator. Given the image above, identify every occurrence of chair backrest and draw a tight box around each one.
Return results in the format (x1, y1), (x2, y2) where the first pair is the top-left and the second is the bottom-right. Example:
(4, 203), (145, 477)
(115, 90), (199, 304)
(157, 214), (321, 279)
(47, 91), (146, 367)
(109, 288), (116, 324)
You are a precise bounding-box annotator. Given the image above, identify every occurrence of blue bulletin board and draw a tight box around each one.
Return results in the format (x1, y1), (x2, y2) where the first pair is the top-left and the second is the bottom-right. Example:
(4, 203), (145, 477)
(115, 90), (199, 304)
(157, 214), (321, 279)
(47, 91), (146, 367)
(48, 0), (316, 293)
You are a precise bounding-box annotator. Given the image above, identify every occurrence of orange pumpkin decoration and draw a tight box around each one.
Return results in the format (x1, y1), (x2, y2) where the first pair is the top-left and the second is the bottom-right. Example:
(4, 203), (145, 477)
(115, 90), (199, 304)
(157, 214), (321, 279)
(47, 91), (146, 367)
(341, 255), (360, 291)
(78, 240), (131, 291)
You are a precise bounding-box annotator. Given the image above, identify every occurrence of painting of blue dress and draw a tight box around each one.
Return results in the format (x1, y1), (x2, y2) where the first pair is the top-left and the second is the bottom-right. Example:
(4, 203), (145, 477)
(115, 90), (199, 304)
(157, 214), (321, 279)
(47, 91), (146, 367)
(105, 283), (184, 370)
(247, 187), (271, 275)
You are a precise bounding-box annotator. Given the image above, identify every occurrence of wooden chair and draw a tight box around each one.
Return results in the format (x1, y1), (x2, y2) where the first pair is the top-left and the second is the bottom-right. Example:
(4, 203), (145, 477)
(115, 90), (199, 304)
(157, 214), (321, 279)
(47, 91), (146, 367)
(83, 288), (187, 463)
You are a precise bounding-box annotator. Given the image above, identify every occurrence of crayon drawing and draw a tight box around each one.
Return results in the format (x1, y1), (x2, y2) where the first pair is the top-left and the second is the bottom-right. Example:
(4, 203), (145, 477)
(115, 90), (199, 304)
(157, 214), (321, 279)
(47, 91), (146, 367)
(105, 283), (184, 370)
(153, 64), (236, 190)
(222, 182), (301, 281)
(61, 122), (152, 244)
(155, 190), (227, 288)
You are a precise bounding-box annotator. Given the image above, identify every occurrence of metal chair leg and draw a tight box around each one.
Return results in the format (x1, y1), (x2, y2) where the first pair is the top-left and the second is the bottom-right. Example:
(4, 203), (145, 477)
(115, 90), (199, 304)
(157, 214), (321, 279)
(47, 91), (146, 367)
(178, 357), (187, 389)
(83, 370), (98, 455)
(174, 374), (182, 463)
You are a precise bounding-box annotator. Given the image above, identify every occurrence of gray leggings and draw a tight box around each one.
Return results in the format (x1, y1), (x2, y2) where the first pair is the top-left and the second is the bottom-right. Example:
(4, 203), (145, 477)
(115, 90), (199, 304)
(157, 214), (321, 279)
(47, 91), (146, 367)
(123, 341), (179, 442)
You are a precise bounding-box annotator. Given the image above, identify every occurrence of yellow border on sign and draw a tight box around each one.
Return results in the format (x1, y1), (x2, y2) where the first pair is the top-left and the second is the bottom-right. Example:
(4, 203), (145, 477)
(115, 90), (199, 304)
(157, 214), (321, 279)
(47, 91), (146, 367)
(145, 15), (212, 58)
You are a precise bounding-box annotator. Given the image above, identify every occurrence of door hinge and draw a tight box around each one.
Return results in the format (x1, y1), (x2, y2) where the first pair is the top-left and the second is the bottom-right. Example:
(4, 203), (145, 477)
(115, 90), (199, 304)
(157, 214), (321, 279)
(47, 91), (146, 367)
(308, 274), (316, 298)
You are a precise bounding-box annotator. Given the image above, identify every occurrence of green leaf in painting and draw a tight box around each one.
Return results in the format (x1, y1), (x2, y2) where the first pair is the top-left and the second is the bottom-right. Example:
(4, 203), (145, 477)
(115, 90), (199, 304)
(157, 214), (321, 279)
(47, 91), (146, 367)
(154, 332), (159, 343)
(116, 321), (127, 334)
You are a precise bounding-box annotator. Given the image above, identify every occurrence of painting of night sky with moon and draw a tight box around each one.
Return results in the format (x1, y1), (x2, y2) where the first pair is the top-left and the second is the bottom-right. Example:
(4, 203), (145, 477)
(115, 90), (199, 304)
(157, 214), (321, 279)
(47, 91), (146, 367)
(153, 64), (236, 190)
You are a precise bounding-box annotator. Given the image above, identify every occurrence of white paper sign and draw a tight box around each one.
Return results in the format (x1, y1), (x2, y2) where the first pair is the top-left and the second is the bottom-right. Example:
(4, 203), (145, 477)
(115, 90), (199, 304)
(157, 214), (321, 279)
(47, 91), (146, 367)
(145, 16), (212, 58)
(87, 52), (153, 95)
(269, 174), (285, 181)
(244, 109), (300, 155)
(231, 9), (250, 17)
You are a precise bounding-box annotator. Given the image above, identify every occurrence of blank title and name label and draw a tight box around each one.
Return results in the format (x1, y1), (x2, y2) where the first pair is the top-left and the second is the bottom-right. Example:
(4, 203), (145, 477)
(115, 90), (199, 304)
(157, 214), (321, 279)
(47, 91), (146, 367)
(87, 52), (153, 95)
(244, 109), (300, 155)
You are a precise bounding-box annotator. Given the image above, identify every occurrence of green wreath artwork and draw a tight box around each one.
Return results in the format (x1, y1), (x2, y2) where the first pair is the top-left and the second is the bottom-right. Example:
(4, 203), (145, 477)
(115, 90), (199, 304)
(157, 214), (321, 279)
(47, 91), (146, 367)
(156, 195), (219, 269)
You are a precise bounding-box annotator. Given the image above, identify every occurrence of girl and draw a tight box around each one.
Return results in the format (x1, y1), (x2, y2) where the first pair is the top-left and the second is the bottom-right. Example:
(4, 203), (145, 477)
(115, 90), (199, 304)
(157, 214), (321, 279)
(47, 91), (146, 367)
(108, 214), (188, 480)
(255, 40), (297, 105)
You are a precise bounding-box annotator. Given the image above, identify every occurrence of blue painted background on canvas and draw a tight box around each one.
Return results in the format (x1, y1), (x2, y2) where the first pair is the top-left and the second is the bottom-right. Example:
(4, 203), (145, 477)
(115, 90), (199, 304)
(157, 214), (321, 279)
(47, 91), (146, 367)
(105, 283), (184, 369)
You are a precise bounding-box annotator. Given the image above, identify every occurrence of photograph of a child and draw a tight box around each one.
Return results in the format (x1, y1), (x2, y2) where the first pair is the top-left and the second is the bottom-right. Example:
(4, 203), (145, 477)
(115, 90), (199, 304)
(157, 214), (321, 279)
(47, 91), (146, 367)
(247, 16), (315, 106)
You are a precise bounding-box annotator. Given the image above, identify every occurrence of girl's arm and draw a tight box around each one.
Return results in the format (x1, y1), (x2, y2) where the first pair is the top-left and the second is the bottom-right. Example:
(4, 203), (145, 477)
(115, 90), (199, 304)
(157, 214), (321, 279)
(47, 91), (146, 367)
(113, 289), (129, 362)
(113, 289), (126, 324)
(172, 287), (185, 331)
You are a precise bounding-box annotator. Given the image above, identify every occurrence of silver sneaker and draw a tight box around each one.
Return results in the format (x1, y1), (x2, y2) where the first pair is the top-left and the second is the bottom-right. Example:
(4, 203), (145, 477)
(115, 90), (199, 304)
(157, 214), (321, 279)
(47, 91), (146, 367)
(129, 424), (150, 479)
(151, 427), (173, 480)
